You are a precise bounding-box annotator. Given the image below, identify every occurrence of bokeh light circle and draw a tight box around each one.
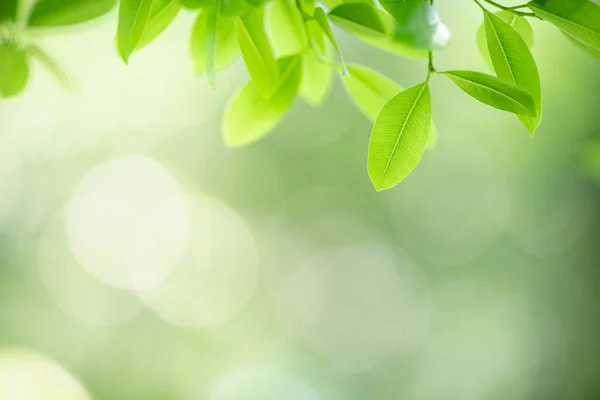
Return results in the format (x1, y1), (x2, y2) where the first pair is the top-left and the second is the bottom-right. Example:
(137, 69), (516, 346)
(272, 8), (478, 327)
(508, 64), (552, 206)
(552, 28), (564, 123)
(66, 155), (190, 290)
(139, 193), (259, 327)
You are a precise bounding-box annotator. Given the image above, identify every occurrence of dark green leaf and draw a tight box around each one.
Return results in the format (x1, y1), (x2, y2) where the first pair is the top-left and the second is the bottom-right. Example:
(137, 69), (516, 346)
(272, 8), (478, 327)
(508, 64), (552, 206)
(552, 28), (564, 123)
(444, 70), (537, 116)
(267, 0), (309, 57)
(368, 82), (431, 191)
(223, 56), (302, 146)
(485, 10), (542, 136)
(236, 6), (279, 97)
(0, 0), (18, 21)
(28, 0), (116, 27)
(191, 10), (239, 76)
(529, 0), (600, 52)
(0, 43), (29, 98)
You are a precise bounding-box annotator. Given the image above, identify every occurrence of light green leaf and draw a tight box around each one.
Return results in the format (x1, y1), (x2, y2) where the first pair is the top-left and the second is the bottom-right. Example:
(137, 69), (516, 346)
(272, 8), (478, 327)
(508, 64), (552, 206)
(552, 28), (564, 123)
(313, 6), (346, 72)
(28, 46), (72, 90)
(224, 56), (302, 146)
(28, 0), (116, 27)
(444, 70), (537, 116)
(477, 10), (534, 70)
(328, 3), (428, 58)
(0, 43), (29, 98)
(117, 0), (155, 63)
(206, 0), (222, 87)
(426, 122), (437, 149)
(368, 82), (431, 191)
(135, 0), (180, 51)
(300, 20), (333, 107)
(267, 0), (309, 57)
(0, 0), (18, 21)
(485, 10), (542, 136)
(341, 64), (401, 122)
(528, 0), (600, 52)
(180, 0), (212, 9)
(191, 11), (239, 76)
(237, 6), (279, 97)
(563, 30), (600, 59)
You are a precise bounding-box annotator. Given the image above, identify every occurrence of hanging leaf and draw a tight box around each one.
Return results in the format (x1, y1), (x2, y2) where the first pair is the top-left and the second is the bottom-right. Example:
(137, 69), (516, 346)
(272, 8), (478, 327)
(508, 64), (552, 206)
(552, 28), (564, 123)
(205, 0), (222, 87)
(476, 10), (534, 70)
(266, 0), (309, 57)
(485, 10), (542, 136)
(300, 20), (334, 107)
(180, 0), (212, 9)
(135, 0), (180, 51)
(28, 0), (116, 27)
(379, 0), (451, 50)
(563, 31), (600, 60)
(0, 0), (18, 21)
(368, 82), (431, 191)
(223, 56), (302, 146)
(313, 6), (346, 72)
(328, 3), (428, 58)
(444, 70), (537, 116)
(0, 43), (30, 98)
(191, 10), (239, 76)
(528, 0), (600, 53)
(237, 6), (279, 97)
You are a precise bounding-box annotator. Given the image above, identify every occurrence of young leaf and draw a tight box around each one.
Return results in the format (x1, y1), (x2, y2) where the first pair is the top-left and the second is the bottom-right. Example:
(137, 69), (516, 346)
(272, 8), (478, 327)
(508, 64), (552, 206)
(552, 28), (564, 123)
(313, 6), (346, 72)
(444, 70), (537, 116)
(300, 21), (333, 107)
(528, 0), (600, 53)
(485, 10), (542, 136)
(380, 0), (451, 50)
(237, 6), (279, 97)
(180, 0), (213, 9)
(476, 10), (534, 70)
(206, 0), (222, 87)
(135, 0), (180, 51)
(28, 46), (72, 90)
(0, 0), (18, 21)
(0, 43), (30, 98)
(28, 0), (116, 27)
(267, 0), (309, 57)
(368, 82), (431, 191)
(223, 56), (302, 146)
(564, 31), (600, 60)
(328, 3), (428, 58)
(191, 11), (239, 76)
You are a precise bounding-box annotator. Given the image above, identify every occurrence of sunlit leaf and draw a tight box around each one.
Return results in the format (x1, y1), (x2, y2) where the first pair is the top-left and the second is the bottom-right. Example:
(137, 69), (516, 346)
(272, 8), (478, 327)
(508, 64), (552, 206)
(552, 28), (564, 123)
(300, 20), (333, 107)
(380, 0), (451, 50)
(135, 0), (180, 51)
(237, 6), (279, 97)
(180, 0), (212, 9)
(529, 0), (600, 53)
(117, 0), (154, 63)
(223, 56), (302, 146)
(0, 0), (18, 21)
(485, 10), (542, 136)
(205, 1), (221, 87)
(191, 10), (239, 76)
(368, 82), (431, 191)
(476, 10), (534, 70)
(328, 3), (428, 58)
(313, 6), (346, 73)
(267, 0), (309, 57)
(444, 70), (536, 116)
(563, 30), (600, 59)
(28, 0), (116, 27)
(28, 46), (72, 90)
(0, 43), (29, 98)
(426, 122), (437, 149)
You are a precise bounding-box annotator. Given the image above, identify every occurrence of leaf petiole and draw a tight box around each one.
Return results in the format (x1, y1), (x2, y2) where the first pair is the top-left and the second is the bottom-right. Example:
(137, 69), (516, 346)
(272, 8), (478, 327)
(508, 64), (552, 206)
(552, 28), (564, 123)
(478, 0), (540, 19)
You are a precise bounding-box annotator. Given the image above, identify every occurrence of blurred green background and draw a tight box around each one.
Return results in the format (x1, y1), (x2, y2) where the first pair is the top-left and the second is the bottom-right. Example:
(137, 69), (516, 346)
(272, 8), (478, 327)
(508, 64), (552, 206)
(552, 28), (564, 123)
(1, 0), (600, 399)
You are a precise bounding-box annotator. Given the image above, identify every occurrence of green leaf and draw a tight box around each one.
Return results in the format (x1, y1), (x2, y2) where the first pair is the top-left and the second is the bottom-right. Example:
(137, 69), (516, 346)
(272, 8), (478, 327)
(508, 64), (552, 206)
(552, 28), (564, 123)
(563, 30), (600, 59)
(528, 0), (600, 53)
(328, 3), (428, 58)
(300, 20), (333, 107)
(206, 0), (222, 87)
(426, 122), (437, 149)
(180, 0), (212, 9)
(135, 0), (180, 51)
(224, 56), (302, 146)
(476, 10), (534, 70)
(0, 43), (29, 98)
(267, 0), (309, 57)
(444, 70), (537, 116)
(367, 82), (431, 191)
(485, 10), (542, 136)
(313, 6), (346, 73)
(191, 11), (239, 76)
(28, 0), (116, 27)
(236, 6), (279, 97)
(28, 46), (72, 90)
(380, 0), (451, 50)
(0, 0), (18, 21)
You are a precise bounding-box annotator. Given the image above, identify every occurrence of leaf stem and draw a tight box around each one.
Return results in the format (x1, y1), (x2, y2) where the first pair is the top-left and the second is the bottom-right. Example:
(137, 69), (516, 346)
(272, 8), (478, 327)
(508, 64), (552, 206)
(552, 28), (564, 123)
(477, 0), (540, 19)
(426, 51), (436, 82)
